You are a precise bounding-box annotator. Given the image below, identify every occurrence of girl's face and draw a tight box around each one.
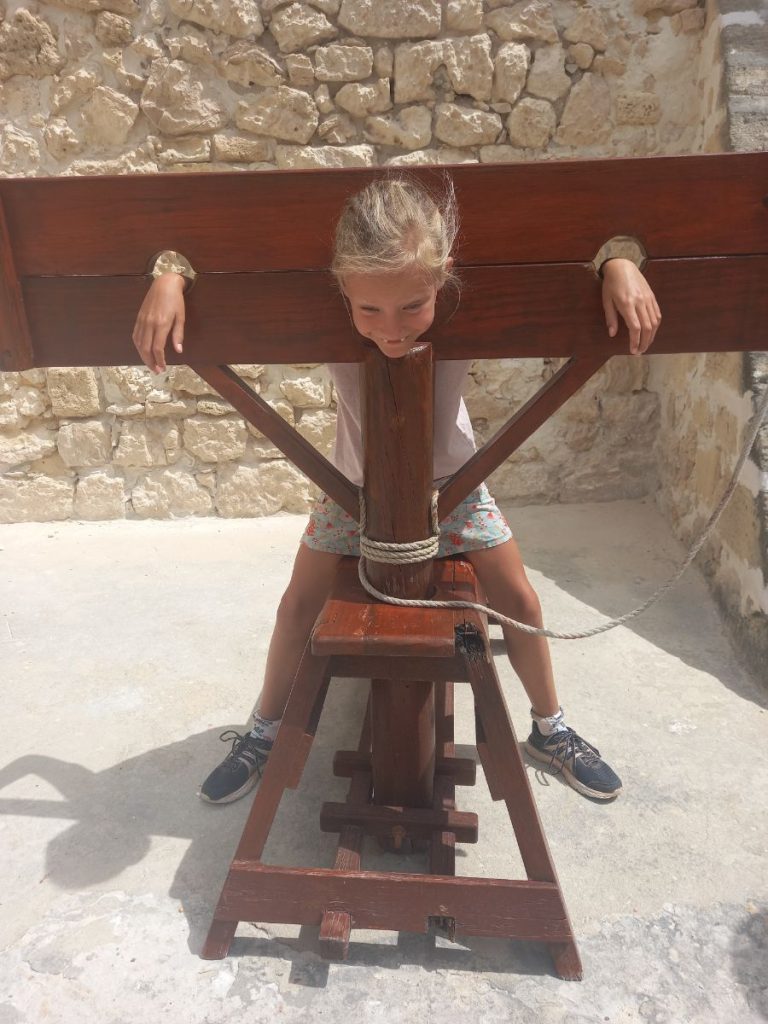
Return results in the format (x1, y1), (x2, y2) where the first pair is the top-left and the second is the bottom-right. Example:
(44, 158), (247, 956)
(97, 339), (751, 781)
(341, 262), (451, 359)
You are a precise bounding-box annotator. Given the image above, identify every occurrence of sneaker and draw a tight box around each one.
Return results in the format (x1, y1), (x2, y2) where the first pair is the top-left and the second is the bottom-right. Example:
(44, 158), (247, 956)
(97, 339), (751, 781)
(198, 730), (272, 804)
(524, 722), (622, 800)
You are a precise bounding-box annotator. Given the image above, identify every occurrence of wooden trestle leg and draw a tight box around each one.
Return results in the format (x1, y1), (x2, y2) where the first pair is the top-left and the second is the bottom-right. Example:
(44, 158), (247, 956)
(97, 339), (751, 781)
(202, 557), (582, 979)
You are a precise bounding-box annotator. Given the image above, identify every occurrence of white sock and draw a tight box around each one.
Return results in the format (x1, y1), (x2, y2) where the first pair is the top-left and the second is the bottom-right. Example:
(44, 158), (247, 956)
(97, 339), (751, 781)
(249, 709), (282, 745)
(531, 706), (568, 737)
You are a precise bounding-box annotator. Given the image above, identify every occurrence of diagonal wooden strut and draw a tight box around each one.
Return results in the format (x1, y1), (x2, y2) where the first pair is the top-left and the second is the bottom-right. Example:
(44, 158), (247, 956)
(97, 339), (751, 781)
(439, 352), (610, 518)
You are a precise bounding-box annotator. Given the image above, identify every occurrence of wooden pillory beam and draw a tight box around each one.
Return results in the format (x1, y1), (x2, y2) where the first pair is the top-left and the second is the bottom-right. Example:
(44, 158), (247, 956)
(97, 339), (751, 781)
(1, 154), (766, 979)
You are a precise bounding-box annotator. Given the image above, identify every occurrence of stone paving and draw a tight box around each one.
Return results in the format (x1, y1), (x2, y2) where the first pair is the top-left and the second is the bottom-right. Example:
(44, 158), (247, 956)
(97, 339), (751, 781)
(0, 498), (766, 1023)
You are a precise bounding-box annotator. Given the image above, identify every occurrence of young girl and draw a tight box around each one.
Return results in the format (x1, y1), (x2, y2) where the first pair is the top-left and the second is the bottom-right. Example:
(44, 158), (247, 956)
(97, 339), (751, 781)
(133, 175), (661, 805)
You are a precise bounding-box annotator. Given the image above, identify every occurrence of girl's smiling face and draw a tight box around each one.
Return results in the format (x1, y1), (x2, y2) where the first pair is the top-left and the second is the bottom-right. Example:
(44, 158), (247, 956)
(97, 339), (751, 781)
(341, 263), (450, 358)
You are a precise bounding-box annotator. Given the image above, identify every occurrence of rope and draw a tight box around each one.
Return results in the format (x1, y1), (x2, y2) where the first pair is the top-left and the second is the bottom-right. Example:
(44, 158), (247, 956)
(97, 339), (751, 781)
(357, 383), (768, 641)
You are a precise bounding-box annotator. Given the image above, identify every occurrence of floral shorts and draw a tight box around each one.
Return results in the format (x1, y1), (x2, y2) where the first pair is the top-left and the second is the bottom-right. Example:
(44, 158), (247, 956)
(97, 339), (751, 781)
(302, 481), (512, 558)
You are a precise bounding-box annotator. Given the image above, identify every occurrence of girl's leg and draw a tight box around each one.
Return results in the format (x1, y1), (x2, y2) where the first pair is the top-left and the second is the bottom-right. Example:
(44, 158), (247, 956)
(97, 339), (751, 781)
(199, 543), (341, 804)
(464, 539), (622, 799)
(256, 543), (343, 720)
(464, 538), (559, 717)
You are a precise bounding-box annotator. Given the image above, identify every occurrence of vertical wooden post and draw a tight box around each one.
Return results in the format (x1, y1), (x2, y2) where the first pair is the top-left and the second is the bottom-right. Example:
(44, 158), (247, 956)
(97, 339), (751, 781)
(0, 196), (34, 372)
(361, 343), (436, 811)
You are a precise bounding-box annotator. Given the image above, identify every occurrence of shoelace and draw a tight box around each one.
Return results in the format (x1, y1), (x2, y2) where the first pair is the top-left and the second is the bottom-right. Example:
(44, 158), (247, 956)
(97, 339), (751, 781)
(218, 730), (268, 775)
(542, 727), (602, 776)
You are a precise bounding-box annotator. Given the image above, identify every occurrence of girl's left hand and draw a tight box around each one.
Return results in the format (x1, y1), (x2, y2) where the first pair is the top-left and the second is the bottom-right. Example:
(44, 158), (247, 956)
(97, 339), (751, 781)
(601, 258), (662, 356)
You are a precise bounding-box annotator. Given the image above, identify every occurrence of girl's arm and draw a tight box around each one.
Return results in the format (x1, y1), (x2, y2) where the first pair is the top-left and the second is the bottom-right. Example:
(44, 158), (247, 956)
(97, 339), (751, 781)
(600, 258), (661, 356)
(132, 251), (195, 374)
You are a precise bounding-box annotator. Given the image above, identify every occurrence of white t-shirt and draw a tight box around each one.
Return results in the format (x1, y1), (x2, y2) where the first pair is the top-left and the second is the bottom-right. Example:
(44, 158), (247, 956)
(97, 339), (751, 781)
(328, 360), (476, 486)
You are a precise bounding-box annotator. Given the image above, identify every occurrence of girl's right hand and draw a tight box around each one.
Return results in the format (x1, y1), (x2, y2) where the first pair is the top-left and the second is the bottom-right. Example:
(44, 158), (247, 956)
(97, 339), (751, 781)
(132, 273), (186, 374)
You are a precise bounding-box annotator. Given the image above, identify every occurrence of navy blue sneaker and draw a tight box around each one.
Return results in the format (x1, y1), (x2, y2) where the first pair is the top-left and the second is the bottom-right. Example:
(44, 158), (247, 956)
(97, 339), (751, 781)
(198, 730), (271, 804)
(524, 723), (622, 800)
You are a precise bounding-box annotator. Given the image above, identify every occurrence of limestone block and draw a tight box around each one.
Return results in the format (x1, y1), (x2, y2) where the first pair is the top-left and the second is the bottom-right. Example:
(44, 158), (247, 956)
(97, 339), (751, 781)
(236, 87), (319, 143)
(166, 366), (217, 396)
(314, 84), (334, 113)
(0, 9), (66, 81)
(74, 473), (126, 520)
(269, 4), (337, 52)
(279, 369), (331, 407)
(394, 37), (493, 104)
(374, 46), (393, 77)
(261, 0), (341, 13)
(151, 135), (212, 163)
(285, 54), (314, 86)
(485, 1), (558, 44)
(18, 369), (47, 387)
(563, 8), (609, 51)
(45, 0), (139, 13)
(0, 475), (74, 524)
(146, 393), (196, 417)
(335, 78), (391, 117)
(506, 96), (555, 148)
(101, 47), (146, 93)
(295, 408), (336, 455)
(0, 124), (40, 174)
(81, 85), (140, 146)
(0, 374), (20, 399)
(555, 73), (611, 146)
(101, 366), (154, 405)
(106, 401), (144, 417)
(113, 421), (181, 467)
(220, 43), (285, 87)
(616, 91), (661, 125)
(0, 428), (57, 468)
(197, 396), (235, 416)
(493, 42), (529, 105)
(338, 0), (441, 38)
(50, 68), (101, 113)
(317, 112), (358, 144)
(216, 459), (314, 516)
(393, 40), (444, 103)
(478, 143), (524, 162)
(314, 44), (373, 82)
(446, 35), (494, 102)
(275, 143), (375, 167)
(365, 105), (431, 148)
(486, 456), (552, 504)
(43, 117), (84, 160)
(166, 27), (214, 65)
(567, 43), (594, 70)
(386, 147), (477, 165)
(446, 0), (482, 31)
(210, 132), (272, 162)
(182, 415), (247, 462)
(680, 8), (705, 31)
(95, 12), (134, 45)
(131, 467), (212, 517)
(0, 401), (21, 431)
(167, 0), (264, 38)
(140, 59), (228, 136)
(47, 368), (101, 417)
(634, 0), (697, 14)
(433, 103), (501, 147)
(592, 55), (626, 76)
(57, 421), (112, 467)
(526, 44), (570, 102)
(230, 364), (267, 382)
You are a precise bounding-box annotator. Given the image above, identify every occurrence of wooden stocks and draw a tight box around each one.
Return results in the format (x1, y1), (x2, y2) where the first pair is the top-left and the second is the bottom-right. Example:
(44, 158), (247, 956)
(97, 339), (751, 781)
(361, 343), (436, 810)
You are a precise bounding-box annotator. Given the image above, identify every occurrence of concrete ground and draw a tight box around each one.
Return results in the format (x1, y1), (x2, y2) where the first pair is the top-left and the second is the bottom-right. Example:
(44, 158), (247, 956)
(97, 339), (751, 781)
(0, 496), (766, 1024)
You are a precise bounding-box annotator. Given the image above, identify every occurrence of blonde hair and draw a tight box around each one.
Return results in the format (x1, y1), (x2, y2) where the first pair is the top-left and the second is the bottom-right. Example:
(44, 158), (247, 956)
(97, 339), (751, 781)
(331, 174), (459, 290)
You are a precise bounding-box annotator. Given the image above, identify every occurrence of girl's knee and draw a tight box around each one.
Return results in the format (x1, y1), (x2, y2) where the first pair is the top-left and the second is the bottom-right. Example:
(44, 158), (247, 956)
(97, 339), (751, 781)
(500, 584), (543, 625)
(276, 580), (328, 626)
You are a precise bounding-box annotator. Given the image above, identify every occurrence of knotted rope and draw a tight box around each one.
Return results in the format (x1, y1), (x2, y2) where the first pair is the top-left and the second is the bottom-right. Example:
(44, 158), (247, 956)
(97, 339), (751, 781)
(357, 384), (768, 641)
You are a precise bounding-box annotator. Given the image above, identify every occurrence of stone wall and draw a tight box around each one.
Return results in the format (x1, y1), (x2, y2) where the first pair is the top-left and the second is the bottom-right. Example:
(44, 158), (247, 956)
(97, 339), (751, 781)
(0, 0), (716, 524)
(647, 0), (768, 675)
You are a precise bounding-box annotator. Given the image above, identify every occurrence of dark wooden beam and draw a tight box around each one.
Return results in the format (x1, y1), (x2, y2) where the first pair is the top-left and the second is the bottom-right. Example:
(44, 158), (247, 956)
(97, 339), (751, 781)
(16, 255), (768, 370)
